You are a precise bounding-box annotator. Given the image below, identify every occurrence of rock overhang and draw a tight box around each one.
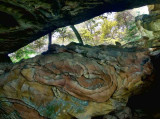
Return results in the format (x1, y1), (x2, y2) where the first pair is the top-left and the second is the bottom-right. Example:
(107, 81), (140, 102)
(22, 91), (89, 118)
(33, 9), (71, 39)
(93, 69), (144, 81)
(0, 0), (160, 55)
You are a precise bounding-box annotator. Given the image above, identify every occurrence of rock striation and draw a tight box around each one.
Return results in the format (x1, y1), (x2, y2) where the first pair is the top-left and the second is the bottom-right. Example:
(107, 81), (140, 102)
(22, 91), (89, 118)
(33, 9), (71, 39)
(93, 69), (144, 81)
(0, 43), (154, 119)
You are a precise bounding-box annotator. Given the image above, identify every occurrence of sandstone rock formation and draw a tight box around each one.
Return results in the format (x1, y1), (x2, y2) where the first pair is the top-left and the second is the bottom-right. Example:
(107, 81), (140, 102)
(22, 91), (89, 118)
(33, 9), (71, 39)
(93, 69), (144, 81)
(0, 0), (160, 55)
(136, 4), (160, 48)
(1, 1), (160, 119)
(0, 44), (154, 119)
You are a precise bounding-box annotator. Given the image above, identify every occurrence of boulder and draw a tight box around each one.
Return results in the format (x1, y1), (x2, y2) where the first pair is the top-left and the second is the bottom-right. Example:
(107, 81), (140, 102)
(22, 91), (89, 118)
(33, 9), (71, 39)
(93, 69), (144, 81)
(0, 44), (154, 119)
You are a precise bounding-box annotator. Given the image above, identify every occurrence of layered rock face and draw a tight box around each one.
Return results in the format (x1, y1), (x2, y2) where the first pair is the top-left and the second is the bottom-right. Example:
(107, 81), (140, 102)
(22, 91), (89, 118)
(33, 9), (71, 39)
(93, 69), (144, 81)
(136, 4), (160, 48)
(0, 44), (154, 119)
(0, 1), (160, 119)
(0, 0), (160, 55)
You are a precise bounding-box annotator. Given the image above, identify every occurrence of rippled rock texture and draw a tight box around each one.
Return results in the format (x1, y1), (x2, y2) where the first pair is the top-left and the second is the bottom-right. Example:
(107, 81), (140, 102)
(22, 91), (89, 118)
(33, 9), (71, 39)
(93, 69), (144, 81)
(0, 44), (154, 119)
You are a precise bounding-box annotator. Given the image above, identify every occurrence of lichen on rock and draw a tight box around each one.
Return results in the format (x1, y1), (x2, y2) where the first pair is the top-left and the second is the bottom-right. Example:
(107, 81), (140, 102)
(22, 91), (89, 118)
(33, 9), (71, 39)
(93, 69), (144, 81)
(0, 43), (154, 119)
(136, 4), (160, 48)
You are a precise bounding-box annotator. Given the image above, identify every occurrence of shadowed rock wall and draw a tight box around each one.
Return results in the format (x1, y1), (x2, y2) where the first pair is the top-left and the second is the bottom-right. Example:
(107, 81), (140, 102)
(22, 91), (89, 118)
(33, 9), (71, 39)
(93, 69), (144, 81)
(0, 0), (160, 55)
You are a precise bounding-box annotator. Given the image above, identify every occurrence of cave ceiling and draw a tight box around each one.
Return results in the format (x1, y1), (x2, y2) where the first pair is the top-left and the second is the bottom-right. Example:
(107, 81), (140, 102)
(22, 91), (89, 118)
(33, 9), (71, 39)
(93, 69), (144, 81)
(0, 0), (160, 54)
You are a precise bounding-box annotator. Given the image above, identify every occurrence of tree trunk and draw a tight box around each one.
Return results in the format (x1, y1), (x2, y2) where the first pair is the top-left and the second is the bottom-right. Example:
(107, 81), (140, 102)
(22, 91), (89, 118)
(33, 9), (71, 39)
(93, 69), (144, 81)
(0, 44), (156, 119)
(48, 32), (52, 49)
(70, 25), (84, 45)
(62, 37), (65, 45)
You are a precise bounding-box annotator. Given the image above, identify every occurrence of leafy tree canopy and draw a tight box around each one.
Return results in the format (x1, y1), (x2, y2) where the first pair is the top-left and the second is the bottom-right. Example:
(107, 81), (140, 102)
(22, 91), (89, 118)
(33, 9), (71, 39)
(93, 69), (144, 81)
(10, 6), (148, 63)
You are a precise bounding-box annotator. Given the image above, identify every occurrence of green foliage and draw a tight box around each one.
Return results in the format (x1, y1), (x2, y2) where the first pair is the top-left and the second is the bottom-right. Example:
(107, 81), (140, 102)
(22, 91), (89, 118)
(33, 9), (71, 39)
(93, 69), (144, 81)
(115, 10), (142, 44)
(122, 21), (141, 42)
(80, 28), (94, 45)
(30, 35), (47, 51)
(10, 45), (36, 63)
(47, 10), (141, 47)
(100, 19), (117, 39)
(79, 15), (123, 45)
(10, 9), (143, 63)
(115, 11), (134, 30)
(79, 17), (101, 45)
(53, 27), (75, 45)
(10, 36), (47, 63)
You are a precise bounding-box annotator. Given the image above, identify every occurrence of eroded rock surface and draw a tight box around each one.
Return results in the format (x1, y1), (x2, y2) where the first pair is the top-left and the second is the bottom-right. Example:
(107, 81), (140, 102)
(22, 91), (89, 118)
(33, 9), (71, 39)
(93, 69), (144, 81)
(136, 4), (160, 48)
(0, 44), (154, 119)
